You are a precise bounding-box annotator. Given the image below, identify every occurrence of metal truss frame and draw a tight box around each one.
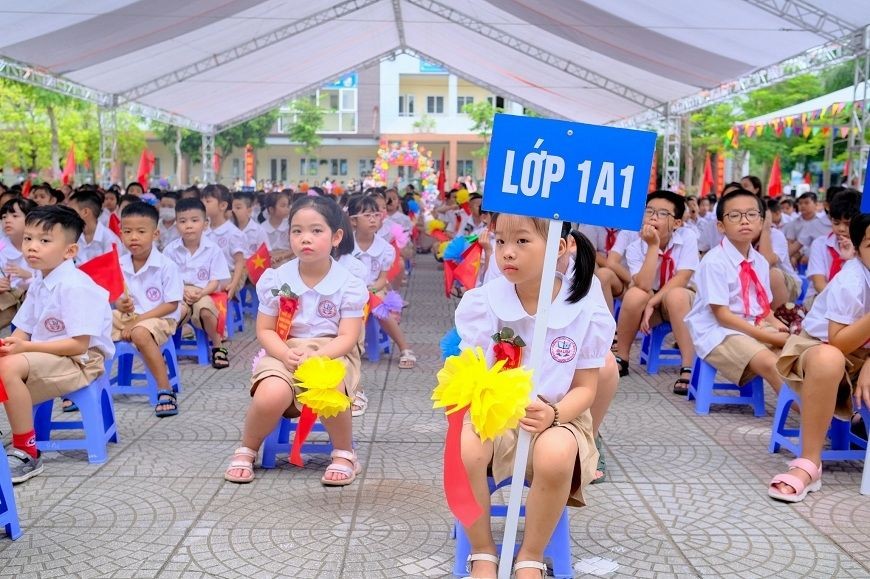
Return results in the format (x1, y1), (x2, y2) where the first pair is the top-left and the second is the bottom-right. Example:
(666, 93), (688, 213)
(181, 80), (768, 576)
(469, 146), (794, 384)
(739, 0), (855, 42)
(662, 106), (681, 192)
(201, 133), (216, 184)
(98, 107), (117, 188)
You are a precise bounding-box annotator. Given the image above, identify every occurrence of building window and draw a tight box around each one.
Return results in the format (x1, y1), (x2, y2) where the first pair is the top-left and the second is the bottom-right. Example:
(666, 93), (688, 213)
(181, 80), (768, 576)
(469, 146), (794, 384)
(153, 157), (161, 177)
(457, 159), (473, 177)
(232, 158), (241, 178)
(457, 96), (474, 112)
(270, 159), (278, 182)
(280, 159), (287, 182)
(427, 96), (444, 114)
(339, 159), (348, 176)
(398, 94), (415, 117)
(487, 95), (506, 109)
(300, 158), (307, 177)
(359, 159), (375, 176)
(286, 87), (357, 134)
(309, 159), (318, 176)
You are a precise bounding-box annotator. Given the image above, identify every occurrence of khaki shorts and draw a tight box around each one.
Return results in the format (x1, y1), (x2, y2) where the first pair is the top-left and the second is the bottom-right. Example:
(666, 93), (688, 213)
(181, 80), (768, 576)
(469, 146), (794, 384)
(250, 337), (362, 417)
(466, 410), (598, 508)
(180, 286), (218, 330)
(648, 287), (696, 327)
(706, 328), (780, 386)
(782, 271), (800, 303)
(111, 310), (177, 345)
(23, 348), (106, 404)
(777, 331), (868, 420)
(0, 288), (24, 329)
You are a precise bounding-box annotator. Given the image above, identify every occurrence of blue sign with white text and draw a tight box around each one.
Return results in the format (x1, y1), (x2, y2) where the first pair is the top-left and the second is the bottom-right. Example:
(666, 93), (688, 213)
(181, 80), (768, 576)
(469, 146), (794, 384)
(862, 155), (870, 213)
(482, 114), (656, 229)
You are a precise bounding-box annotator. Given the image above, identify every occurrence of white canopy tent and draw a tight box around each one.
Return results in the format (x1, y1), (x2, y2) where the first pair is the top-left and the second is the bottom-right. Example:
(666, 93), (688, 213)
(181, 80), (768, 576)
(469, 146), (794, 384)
(1, 0), (868, 185)
(739, 81), (867, 126)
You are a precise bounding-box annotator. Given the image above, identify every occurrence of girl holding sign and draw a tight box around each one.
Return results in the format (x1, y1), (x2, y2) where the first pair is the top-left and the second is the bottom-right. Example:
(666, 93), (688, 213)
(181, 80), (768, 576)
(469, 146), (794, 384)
(224, 195), (367, 486)
(453, 213), (615, 578)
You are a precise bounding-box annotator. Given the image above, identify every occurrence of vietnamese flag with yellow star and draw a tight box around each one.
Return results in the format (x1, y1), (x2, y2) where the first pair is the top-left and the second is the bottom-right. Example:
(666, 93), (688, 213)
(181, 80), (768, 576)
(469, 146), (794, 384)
(210, 291), (228, 335)
(245, 243), (271, 285)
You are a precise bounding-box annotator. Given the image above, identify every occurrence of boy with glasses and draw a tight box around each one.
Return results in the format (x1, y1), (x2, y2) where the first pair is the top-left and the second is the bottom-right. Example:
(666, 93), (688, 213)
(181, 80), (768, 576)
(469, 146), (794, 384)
(613, 191), (698, 394)
(686, 188), (790, 396)
(806, 189), (861, 300)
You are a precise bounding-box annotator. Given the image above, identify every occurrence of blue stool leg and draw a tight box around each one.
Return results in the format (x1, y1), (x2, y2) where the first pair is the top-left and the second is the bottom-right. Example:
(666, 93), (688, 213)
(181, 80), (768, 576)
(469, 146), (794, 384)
(69, 378), (110, 463)
(163, 341), (181, 394)
(750, 377), (766, 417)
(647, 327), (663, 374)
(694, 360), (715, 415)
(0, 445), (21, 540)
(453, 523), (472, 577)
(544, 508), (573, 578)
(365, 316), (381, 362)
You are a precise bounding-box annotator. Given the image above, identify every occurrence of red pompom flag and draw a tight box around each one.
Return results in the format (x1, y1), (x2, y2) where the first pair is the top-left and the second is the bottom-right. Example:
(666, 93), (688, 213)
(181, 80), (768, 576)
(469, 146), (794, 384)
(78, 244), (125, 301)
(108, 212), (122, 237)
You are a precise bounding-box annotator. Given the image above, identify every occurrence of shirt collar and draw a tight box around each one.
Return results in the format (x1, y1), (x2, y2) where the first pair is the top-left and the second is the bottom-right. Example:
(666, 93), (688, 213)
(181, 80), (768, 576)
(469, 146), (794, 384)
(285, 258), (348, 295)
(354, 236), (385, 257)
(121, 247), (162, 275)
(175, 236), (217, 259)
(42, 258), (75, 290)
(484, 272), (584, 330)
(720, 236), (758, 266)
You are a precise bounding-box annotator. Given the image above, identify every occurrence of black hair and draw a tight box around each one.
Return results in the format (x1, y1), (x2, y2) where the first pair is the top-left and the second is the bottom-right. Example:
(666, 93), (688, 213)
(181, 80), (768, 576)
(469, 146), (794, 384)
(716, 187), (765, 221)
(825, 185), (845, 205)
(346, 194), (379, 217)
(121, 201), (159, 224)
(159, 190), (179, 202)
(685, 194), (698, 203)
(722, 182), (742, 195)
(25, 205), (84, 242)
(118, 193), (140, 207)
(829, 189), (861, 221)
(0, 197), (36, 219)
(264, 190), (290, 212)
(849, 213), (870, 249)
(175, 197), (207, 216)
(125, 181), (144, 194)
(797, 191), (818, 203)
(741, 175), (762, 194)
(180, 186), (200, 199)
(780, 197), (795, 208)
(766, 198), (781, 213)
(333, 210), (356, 258)
(233, 191), (256, 207)
(103, 188), (120, 203)
(201, 183), (232, 206)
(69, 189), (103, 219)
(32, 182), (64, 203)
(288, 195), (343, 234)
(646, 190), (686, 221)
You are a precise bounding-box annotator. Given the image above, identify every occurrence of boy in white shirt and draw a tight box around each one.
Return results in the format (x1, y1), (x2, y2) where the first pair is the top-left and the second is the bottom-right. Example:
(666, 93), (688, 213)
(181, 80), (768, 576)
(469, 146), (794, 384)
(785, 192), (829, 267)
(68, 189), (125, 265)
(613, 191), (698, 395)
(163, 198), (231, 369)
(806, 189), (861, 297)
(232, 191), (270, 256)
(201, 185), (246, 300)
(771, 213), (870, 503)
(0, 198), (37, 329)
(98, 188), (120, 227)
(579, 223), (627, 314)
(686, 188), (790, 396)
(157, 191), (180, 251)
(0, 206), (114, 483)
(114, 202), (184, 418)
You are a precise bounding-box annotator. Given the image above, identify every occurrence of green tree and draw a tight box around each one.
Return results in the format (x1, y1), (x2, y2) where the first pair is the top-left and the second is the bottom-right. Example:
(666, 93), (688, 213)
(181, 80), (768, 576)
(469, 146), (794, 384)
(287, 99), (325, 156)
(463, 100), (502, 158)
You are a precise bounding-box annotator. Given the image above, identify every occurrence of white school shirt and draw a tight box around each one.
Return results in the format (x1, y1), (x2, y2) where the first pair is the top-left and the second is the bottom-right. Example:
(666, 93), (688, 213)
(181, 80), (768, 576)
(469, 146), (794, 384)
(802, 258), (870, 346)
(785, 215), (829, 256)
(0, 242), (36, 291)
(206, 220), (247, 269)
(239, 219), (270, 255)
(352, 235), (396, 286)
(578, 225), (621, 256)
(685, 238), (773, 359)
(12, 259), (114, 361)
(455, 273), (615, 403)
(75, 222), (126, 265)
(610, 229), (638, 257)
(481, 231), (501, 285)
(625, 227), (699, 291)
(158, 220), (180, 252)
(384, 211), (413, 236)
(162, 237), (231, 289)
(768, 228), (801, 289)
(807, 233), (844, 282)
(98, 208), (113, 227)
(255, 258), (367, 338)
(120, 249), (184, 322)
(337, 253), (368, 282)
(262, 219), (290, 251)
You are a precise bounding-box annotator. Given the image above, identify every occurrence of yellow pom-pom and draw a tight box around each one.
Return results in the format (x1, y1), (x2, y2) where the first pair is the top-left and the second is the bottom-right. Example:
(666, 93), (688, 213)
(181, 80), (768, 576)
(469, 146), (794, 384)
(426, 219), (446, 234)
(432, 347), (494, 414)
(294, 356), (350, 418)
(456, 188), (470, 205)
(436, 240), (449, 258)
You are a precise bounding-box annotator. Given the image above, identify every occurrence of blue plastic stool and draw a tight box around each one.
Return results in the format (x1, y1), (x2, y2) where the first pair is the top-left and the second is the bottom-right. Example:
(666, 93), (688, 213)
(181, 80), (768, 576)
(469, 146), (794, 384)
(769, 383), (870, 461)
(32, 374), (119, 464)
(453, 477), (572, 578)
(687, 357), (765, 416)
(240, 285), (259, 318)
(638, 322), (681, 374)
(0, 449), (21, 540)
(613, 298), (622, 321)
(226, 298), (244, 337)
(172, 324), (210, 365)
(796, 275), (809, 306)
(364, 315), (391, 362)
(261, 417), (335, 468)
(105, 340), (181, 404)
(797, 262), (807, 276)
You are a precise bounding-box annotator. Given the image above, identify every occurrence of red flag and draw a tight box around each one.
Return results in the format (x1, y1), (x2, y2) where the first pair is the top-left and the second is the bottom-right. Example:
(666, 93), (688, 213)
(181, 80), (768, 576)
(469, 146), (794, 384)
(79, 244), (125, 301)
(21, 179), (31, 198)
(648, 152), (657, 193)
(245, 242), (271, 285)
(0, 375), (8, 404)
(444, 407), (483, 526)
(443, 259), (457, 297)
(213, 152), (221, 177)
(453, 243), (482, 290)
(211, 291), (228, 335)
(137, 148), (155, 188)
(700, 152), (714, 195)
(289, 406), (318, 467)
(768, 155), (783, 198)
(108, 212), (122, 237)
(61, 145), (76, 185)
(437, 148), (446, 200)
(386, 241), (403, 282)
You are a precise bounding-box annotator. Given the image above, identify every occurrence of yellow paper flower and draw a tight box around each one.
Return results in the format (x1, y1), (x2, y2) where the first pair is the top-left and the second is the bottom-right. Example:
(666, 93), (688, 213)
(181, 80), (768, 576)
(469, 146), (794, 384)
(295, 356), (350, 418)
(456, 188), (470, 205)
(426, 219), (446, 234)
(432, 348), (534, 441)
(436, 240), (449, 259)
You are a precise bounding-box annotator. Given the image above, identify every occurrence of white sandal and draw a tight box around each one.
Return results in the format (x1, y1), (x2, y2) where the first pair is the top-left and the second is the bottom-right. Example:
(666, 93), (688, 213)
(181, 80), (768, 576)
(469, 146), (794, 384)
(398, 349), (417, 369)
(464, 553), (499, 578)
(224, 446), (257, 483)
(321, 449), (362, 486)
(513, 560), (548, 578)
(352, 391), (368, 417)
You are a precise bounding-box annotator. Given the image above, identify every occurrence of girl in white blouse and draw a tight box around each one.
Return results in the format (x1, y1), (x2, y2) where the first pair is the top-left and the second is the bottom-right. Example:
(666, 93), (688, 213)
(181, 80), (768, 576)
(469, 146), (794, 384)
(454, 214), (615, 579)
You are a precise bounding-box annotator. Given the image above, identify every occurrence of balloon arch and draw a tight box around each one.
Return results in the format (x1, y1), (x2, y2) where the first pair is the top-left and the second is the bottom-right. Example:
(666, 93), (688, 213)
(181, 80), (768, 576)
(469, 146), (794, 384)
(373, 140), (439, 209)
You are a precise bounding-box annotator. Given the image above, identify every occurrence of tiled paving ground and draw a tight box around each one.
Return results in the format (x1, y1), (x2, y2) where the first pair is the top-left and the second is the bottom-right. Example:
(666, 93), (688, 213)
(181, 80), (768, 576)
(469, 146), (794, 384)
(0, 259), (868, 578)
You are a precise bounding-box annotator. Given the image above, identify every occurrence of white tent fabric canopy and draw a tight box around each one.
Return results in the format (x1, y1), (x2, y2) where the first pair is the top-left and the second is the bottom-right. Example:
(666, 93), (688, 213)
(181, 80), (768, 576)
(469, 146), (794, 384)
(739, 81), (866, 125)
(0, 0), (868, 132)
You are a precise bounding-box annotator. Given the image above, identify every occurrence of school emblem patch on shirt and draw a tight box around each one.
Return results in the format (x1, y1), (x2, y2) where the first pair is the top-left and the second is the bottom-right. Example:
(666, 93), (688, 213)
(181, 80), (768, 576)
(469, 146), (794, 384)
(317, 300), (337, 318)
(44, 317), (65, 333)
(146, 287), (162, 301)
(550, 336), (577, 363)
(197, 267), (209, 281)
(218, 237), (228, 248)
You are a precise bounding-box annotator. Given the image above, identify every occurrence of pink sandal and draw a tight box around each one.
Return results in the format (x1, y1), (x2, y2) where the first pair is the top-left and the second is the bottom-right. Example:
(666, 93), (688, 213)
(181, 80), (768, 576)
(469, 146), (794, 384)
(321, 449), (362, 486)
(768, 457), (822, 503)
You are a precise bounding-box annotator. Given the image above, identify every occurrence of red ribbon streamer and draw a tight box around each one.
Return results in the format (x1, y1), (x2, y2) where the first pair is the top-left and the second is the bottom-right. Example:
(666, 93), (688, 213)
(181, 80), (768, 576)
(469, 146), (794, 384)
(659, 247), (675, 289)
(289, 405), (318, 467)
(827, 245), (844, 280)
(739, 260), (771, 323)
(444, 405), (483, 527)
(605, 228), (618, 252)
